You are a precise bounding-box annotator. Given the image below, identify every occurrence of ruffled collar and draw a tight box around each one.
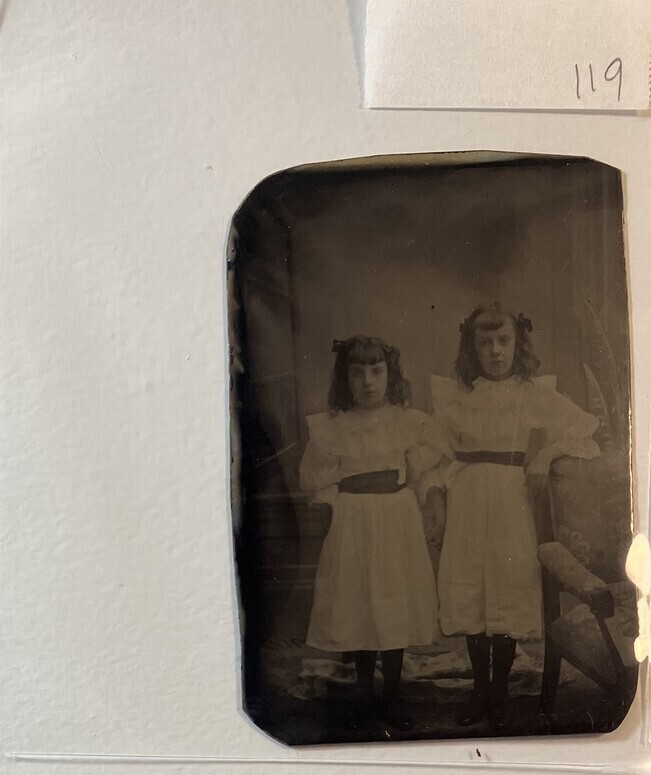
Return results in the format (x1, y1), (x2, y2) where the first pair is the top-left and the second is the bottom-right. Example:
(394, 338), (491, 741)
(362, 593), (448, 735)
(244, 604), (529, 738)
(306, 405), (428, 458)
(430, 373), (559, 435)
(334, 404), (401, 428)
(468, 375), (526, 399)
(472, 375), (519, 388)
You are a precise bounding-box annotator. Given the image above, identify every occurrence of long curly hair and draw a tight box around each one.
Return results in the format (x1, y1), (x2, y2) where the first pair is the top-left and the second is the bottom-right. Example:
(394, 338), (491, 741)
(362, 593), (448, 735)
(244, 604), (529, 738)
(328, 335), (411, 412)
(455, 303), (540, 389)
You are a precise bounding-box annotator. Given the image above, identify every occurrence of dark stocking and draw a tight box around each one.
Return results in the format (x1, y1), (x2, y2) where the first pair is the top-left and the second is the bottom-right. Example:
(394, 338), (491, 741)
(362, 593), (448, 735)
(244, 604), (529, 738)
(457, 633), (491, 726)
(342, 650), (376, 731)
(380, 648), (404, 704)
(353, 650), (376, 700)
(378, 648), (412, 731)
(490, 634), (517, 731)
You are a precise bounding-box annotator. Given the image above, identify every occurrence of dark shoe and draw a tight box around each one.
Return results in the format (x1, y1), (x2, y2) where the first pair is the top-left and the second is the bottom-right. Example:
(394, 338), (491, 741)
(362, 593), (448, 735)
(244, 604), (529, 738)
(378, 699), (413, 731)
(457, 687), (490, 726)
(343, 695), (374, 731)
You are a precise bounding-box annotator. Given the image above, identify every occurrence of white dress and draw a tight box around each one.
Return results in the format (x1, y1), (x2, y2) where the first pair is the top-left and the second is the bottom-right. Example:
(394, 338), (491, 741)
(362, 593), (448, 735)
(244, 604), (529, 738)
(428, 375), (600, 641)
(299, 404), (441, 652)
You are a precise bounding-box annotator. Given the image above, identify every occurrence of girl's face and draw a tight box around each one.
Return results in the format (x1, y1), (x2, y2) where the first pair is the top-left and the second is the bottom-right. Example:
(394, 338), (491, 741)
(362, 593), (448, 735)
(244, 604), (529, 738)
(474, 317), (516, 379)
(347, 360), (388, 410)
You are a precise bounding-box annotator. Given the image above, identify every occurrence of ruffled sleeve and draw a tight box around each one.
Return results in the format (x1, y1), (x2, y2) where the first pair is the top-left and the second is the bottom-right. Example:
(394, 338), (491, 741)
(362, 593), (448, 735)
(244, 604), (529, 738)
(299, 414), (341, 505)
(430, 374), (459, 400)
(533, 380), (600, 460)
(405, 410), (450, 466)
(408, 388), (458, 502)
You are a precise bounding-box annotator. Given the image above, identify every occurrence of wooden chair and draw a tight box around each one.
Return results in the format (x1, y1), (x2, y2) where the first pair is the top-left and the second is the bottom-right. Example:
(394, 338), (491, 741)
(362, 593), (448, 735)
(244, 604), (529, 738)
(535, 456), (638, 715)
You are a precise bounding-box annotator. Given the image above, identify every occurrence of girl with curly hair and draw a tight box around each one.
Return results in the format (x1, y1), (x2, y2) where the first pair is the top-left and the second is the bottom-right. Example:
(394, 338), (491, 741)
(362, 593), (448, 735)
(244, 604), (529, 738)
(418, 304), (600, 732)
(300, 335), (443, 731)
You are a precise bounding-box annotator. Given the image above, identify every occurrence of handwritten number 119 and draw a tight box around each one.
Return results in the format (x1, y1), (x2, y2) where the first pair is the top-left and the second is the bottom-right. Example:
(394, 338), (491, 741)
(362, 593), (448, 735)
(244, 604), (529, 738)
(575, 58), (622, 102)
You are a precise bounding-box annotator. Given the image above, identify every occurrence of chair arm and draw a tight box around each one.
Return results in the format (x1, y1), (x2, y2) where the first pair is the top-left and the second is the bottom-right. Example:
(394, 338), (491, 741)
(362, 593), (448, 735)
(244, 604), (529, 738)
(538, 541), (611, 616)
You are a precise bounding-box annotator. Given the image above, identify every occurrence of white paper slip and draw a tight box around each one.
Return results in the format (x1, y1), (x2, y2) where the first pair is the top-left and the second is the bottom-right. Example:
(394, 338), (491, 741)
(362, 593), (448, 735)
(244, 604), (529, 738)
(364, 0), (651, 111)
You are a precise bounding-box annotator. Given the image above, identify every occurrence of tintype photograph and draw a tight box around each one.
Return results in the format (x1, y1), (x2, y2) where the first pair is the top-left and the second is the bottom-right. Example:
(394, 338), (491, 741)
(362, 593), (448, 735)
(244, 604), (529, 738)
(228, 152), (637, 746)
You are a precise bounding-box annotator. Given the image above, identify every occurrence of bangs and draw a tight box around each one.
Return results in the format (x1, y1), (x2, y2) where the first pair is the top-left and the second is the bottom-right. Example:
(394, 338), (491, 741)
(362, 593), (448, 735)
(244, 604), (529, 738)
(474, 311), (512, 333)
(346, 341), (386, 365)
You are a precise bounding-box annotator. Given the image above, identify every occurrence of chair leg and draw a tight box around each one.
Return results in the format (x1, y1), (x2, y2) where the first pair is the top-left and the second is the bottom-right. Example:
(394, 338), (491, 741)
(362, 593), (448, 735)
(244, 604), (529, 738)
(540, 637), (562, 715)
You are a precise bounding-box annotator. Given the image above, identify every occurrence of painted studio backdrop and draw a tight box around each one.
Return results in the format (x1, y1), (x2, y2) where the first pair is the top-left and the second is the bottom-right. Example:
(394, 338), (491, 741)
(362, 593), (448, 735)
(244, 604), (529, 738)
(228, 152), (635, 746)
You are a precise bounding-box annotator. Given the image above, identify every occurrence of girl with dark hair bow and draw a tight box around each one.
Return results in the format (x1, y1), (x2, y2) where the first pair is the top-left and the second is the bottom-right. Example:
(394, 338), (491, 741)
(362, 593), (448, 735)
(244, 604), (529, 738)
(417, 304), (600, 732)
(300, 335), (444, 731)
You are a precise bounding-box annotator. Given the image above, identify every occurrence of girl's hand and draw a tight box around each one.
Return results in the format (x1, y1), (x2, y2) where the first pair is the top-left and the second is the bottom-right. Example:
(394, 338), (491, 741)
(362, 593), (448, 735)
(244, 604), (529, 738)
(312, 502), (333, 534)
(422, 487), (447, 551)
(526, 472), (549, 502)
(406, 445), (424, 476)
(429, 514), (446, 552)
(526, 452), (553, 501)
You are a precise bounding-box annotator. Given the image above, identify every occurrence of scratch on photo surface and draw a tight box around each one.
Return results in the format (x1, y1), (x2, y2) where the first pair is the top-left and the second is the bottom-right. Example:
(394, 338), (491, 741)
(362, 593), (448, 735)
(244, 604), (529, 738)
(93, 137), (114, 175)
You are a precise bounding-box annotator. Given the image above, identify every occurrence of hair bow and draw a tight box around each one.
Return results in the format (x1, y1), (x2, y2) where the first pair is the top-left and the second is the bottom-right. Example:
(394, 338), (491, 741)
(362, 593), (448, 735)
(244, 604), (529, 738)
(517, 313), (533, 333)
(331, 339), (346, 353)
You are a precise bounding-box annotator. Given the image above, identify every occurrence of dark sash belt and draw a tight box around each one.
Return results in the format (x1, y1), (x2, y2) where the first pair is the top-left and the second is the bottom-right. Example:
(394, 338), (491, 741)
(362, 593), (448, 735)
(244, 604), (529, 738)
(456, 450), (526, 467)
(339, 470), (407, 494)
